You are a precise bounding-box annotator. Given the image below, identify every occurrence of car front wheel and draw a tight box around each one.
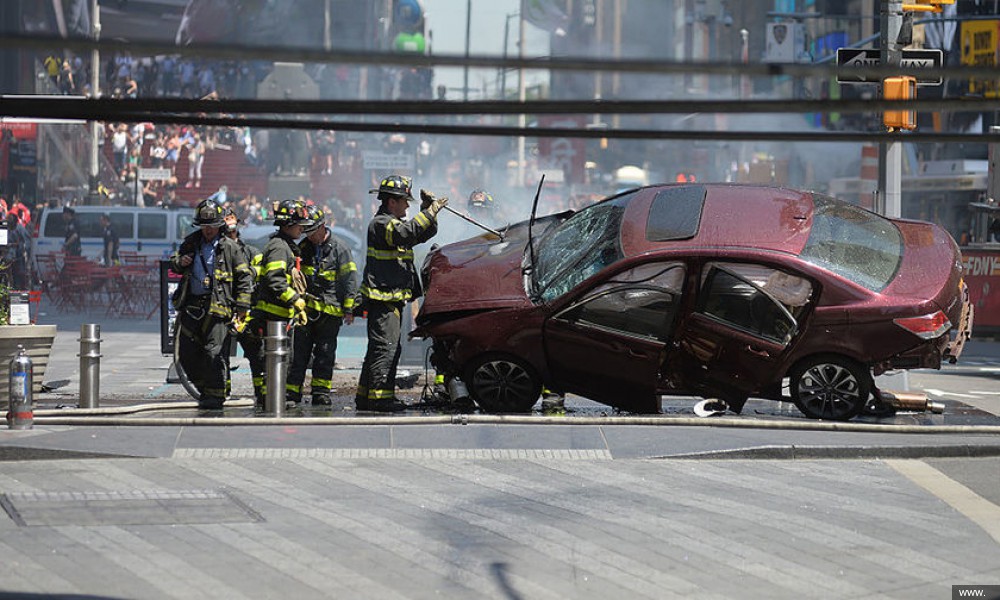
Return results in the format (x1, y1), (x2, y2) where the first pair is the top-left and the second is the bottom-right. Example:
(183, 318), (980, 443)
(790, 355), (871, 421)
(465, 355), (541, 414)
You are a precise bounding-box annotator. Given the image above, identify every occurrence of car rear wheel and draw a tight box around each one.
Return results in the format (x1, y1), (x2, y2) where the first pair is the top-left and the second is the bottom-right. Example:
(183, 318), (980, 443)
(790, 355), (871, 421)
(465, 355), (541, 414)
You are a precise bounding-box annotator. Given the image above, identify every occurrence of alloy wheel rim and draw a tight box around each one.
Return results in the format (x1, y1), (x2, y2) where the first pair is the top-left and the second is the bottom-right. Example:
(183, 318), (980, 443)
(797, 363), (862, 419)
(473, 360), (535, 407)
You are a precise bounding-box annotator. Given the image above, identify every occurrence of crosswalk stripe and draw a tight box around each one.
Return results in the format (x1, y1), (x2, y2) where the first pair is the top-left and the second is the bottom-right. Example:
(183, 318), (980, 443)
(887, 459), (1000, 546)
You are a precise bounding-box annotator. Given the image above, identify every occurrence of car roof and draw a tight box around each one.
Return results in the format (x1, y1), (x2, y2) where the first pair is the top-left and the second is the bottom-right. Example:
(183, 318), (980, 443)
(622, 184), (815, 257)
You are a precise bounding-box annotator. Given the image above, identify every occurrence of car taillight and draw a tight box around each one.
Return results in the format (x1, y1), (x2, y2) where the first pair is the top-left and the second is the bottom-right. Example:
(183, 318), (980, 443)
(893, 310), (951, 339)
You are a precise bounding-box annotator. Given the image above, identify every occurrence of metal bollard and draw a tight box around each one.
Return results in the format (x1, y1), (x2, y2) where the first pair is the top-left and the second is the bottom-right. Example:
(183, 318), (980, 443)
(78, 324), (102, 409)
(8, 345), (33, 430)
(264, 320), (289, 416)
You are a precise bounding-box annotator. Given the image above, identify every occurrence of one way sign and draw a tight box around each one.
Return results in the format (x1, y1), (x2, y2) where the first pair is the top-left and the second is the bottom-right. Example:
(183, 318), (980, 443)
(836, 48), (943, 85)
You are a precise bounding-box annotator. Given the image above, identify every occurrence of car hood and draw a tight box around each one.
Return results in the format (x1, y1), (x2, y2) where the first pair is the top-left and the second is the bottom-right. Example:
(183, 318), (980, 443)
(420, 235), (529, 315)
(419, 214), (568, 316)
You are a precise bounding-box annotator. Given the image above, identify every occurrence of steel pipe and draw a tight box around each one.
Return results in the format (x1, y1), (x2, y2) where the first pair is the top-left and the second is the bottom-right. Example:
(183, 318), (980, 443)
(78, 324), (101, 409)
(264, 320), (289, 416)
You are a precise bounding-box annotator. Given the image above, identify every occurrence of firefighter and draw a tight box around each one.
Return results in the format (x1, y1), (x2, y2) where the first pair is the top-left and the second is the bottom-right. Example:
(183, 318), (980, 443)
(356, 175), (447, 412)
(222, 206), (262, 401)
(170, 198), (253, 410)
(241, 198), (314, 408)
(467, 188), (495, 223)
(287, 205), (359, 406)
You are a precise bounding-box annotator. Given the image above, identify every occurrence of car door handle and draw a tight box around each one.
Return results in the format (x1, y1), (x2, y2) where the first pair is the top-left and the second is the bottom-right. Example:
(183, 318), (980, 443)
(746, 345), (770, 358)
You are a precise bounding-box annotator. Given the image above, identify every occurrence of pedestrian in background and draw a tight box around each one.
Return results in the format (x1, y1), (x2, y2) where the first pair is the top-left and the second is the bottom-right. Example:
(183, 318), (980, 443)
(355, 175), (446, 412)
(287, 205), (358, 406)
(4, 212), (31, 289)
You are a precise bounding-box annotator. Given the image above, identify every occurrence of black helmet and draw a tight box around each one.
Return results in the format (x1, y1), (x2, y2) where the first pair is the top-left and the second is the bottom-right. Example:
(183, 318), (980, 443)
(272, 198), (315, 227)
(468, 188), (494, 211)
(369, 175), (413, 200)
(222, 206), (241, 234)
(193, 198), (225, 227)
(302, 205), (326, 233)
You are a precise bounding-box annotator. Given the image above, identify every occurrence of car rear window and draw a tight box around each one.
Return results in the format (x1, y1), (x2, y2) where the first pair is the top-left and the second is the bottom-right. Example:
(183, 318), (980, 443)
(646, 185), (705, 241)
(799, 193), (903, 292)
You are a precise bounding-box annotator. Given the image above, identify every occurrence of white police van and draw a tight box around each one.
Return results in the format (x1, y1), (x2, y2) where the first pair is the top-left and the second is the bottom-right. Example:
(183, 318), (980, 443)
(32, 205), (193, 263)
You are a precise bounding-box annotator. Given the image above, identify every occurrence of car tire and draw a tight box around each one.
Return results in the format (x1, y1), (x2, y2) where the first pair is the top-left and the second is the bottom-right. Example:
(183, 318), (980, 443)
(464, 355), (542, 414)
(790, 354), (871, 421)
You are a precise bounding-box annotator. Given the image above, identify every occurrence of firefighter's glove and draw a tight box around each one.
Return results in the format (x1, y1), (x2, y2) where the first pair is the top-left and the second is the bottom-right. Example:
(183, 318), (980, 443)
(293, 298), (309, 326)
(427, 196), (449, 218)
(419, 189), (436, 210)
(232, 311), (248, 334)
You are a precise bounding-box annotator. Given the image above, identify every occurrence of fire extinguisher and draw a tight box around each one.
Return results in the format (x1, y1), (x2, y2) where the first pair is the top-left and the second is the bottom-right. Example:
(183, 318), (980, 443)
(7, 345), (33, 430)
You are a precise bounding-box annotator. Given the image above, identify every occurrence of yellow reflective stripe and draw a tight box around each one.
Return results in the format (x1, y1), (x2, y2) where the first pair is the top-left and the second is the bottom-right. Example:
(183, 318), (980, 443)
(209, 302), (232, 318)
(340, 262), (357, 275)
(317, 269), (338, 281)
(366, 248), (414, 260)
(360, 285), (412, 302)
(279, 288), (296, 302)
(286, 383), (301, 393)
(302, 266), (316, 276)
(305, 299), (345, 316)
(413, 212), (430, 228)
(311, 377), (332, 389)
(343, 297), (356, 309)
(385, 219), (399, 247)
(263, 260), (288, 274)
(254, 300), (295, 318)
(368, 389), (395, 400)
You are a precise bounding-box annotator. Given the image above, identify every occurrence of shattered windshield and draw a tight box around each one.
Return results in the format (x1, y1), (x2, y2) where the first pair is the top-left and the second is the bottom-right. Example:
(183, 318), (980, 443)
(799, 193), (903, 292)
(533, 193), (632, 302)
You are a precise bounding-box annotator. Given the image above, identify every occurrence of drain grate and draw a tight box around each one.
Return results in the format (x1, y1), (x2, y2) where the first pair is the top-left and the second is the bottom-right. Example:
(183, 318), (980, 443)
(0, 489), (263, 527)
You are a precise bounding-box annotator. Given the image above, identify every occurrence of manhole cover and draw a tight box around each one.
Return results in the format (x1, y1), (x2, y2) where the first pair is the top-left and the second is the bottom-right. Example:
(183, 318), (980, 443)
(0, 490), (263, 527)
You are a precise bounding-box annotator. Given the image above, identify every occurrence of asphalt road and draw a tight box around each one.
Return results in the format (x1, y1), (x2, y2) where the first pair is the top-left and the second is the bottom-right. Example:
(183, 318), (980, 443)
(0, 304), (998, 599)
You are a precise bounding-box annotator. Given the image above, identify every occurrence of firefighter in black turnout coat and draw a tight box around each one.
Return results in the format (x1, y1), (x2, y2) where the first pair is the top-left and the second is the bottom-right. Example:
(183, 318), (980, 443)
(287, 205), (359, 405)
(241, 198), (314, 407)
(355, 175), (447, 412)
(170, 199), (253, 409)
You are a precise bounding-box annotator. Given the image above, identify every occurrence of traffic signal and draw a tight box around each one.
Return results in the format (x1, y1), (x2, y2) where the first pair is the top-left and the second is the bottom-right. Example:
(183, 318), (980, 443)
(392, 0), (426, 53)
(883, 76), (916, 131)
(902, 0), (955, 12)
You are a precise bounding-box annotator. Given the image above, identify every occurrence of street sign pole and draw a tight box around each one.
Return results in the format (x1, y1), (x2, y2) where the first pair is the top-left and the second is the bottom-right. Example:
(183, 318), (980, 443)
(879, 0), (903, 218)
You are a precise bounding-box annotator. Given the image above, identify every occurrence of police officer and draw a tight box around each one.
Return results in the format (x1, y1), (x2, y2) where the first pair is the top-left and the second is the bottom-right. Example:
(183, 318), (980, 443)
(242, 198), (314, 407)
(287, 205), (359, 406)
(170, 199), (253, 410)
(61, 206), (81, 257)
(356, 175), (447, 412)
(99, 213), (120, 266)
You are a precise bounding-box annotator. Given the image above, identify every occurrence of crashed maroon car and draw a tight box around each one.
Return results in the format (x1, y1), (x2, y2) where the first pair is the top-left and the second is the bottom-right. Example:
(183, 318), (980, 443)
(412, 184), (973, 420)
